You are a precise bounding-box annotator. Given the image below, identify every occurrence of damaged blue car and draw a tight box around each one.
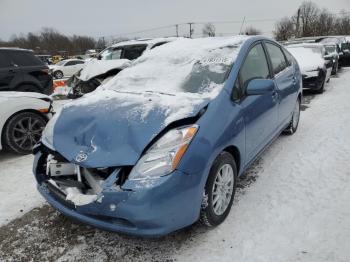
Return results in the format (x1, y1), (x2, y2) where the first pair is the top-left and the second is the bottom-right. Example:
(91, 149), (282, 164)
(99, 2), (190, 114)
(33, 36), (302, 237)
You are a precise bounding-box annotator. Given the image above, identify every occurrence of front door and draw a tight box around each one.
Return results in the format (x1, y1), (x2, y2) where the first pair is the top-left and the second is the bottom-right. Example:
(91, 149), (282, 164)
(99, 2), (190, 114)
(238, 43), (279, 164)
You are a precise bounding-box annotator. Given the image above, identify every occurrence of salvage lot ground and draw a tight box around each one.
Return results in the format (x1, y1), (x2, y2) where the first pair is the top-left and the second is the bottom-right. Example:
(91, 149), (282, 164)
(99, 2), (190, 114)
(1, 69), (350, 262)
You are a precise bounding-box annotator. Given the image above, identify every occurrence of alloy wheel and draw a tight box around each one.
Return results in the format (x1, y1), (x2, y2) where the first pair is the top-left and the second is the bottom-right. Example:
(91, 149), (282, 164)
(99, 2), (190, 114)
(212, 164), (235, 216)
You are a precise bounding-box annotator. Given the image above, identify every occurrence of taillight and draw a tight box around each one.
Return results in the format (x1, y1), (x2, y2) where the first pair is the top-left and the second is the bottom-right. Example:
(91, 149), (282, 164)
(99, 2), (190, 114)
(42, 69), (49, 74)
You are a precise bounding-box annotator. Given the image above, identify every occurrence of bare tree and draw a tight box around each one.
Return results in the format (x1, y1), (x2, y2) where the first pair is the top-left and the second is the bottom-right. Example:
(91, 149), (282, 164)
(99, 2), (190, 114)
(0, 28), (97, 55)
(202, 23), (216, 37)
(274, 17), (295, 41)
(298, 1), (320, 36)
(244, 26), (262, 35)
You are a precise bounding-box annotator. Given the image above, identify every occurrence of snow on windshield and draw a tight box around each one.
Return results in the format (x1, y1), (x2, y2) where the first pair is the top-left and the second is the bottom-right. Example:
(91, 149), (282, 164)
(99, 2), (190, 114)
(287, 46), (325, 73)
(64, 37), (248, 126)
(101, 36), (248, 97)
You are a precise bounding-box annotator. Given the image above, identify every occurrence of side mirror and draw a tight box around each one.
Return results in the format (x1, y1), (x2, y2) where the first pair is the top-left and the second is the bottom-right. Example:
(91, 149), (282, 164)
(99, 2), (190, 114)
(97, 54), (102, 60)
(246, 79), (275, 96)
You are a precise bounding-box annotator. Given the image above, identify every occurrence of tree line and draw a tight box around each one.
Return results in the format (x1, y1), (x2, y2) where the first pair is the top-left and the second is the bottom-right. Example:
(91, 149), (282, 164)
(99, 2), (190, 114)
(0, 28), (102, 56)
(274, 1), (350, 41)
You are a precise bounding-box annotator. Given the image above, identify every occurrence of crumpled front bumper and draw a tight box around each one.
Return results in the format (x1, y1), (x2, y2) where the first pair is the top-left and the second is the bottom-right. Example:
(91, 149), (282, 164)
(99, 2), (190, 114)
(33, 151), (203, 237)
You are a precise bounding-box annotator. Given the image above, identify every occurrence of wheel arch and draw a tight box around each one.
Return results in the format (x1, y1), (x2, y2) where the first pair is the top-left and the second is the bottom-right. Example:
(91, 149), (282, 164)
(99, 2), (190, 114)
(222, 145), (241, 175)
(1, 109), (48, 149)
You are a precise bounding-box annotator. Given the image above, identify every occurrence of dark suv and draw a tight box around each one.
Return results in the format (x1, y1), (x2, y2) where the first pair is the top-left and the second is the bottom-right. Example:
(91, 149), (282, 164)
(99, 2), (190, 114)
(0, 48), (53, 95)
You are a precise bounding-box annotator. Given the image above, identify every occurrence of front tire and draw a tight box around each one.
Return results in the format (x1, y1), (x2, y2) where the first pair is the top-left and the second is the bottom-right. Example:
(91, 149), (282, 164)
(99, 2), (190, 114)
(201, 152), (237, 227)
(3, 112), (47, 154)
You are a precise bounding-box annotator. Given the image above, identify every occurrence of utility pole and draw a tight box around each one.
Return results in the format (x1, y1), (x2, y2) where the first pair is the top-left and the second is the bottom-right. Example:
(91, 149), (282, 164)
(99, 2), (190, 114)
(188, 22), (194, 38)
(239, 16), (246, 35)
(176, 24), (179, 37)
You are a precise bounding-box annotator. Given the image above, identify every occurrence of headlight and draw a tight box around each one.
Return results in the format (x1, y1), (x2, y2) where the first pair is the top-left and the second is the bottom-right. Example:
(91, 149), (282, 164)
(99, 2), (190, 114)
(128, 125), (198, 180)
(41, 112), (59, 150)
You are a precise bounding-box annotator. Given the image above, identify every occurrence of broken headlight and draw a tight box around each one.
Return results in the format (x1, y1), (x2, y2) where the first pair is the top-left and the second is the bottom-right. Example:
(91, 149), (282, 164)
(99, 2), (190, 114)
(41, 112), (59, 150)
(128, 125), (198, 180)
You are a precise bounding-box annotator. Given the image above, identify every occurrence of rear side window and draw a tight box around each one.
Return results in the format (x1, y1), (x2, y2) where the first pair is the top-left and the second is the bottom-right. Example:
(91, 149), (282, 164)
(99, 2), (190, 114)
(8, 51), (44, 67)
(0, 52), (12, 68)
(265, 43), (288, 75)
(65, 61), (76, 66)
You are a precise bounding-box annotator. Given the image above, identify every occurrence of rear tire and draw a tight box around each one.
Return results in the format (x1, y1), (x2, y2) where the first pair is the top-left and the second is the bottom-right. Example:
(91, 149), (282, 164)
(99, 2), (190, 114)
(3, 112), (47, 154)
(200, 152), (237, 227)
(315, 77), (325, 94)
(283, 98), (300, 135)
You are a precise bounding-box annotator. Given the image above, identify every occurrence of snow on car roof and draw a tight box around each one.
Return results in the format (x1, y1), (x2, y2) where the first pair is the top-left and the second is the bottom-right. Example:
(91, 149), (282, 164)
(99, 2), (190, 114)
(110, 37), (182, 48)
(287, 46), (325, 73)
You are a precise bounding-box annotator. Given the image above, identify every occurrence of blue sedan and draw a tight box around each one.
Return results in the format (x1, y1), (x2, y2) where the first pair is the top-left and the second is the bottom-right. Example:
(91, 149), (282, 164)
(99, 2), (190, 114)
(33, 36), (302, 237)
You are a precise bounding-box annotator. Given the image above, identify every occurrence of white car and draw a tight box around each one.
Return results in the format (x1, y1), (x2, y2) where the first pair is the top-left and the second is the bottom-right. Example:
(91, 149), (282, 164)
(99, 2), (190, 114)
(0, 92), (53, 154)
(49, 59), (85, 79)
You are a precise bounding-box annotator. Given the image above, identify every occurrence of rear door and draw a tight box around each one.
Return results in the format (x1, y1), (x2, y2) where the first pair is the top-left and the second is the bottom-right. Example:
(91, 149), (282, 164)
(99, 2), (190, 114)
(237, 42), (279, 163)
(264, 42), (297, 128)
(0, 51), (20, 91)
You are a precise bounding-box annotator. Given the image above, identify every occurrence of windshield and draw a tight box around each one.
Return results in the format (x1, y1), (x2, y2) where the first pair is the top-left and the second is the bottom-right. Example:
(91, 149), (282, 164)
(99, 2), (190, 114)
(100, 44), (148, 60)
(100, 47), (122, 60)
(56, 60), (66, 66)
(103, 37), (247, 96)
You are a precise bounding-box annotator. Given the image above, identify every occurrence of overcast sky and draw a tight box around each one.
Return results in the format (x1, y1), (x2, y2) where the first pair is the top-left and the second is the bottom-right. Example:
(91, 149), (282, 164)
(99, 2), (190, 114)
(1, 0), (349, 41)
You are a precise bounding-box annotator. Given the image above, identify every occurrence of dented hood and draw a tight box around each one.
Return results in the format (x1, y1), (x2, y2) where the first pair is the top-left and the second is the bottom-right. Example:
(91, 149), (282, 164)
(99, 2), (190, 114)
(52, 90), (209, 168)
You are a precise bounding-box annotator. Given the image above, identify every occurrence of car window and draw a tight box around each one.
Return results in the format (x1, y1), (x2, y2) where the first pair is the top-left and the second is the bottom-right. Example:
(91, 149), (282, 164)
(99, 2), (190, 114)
(0, 52), (12, 68)
(238, 43), (270, 94)
(265, 43), (288, 75)
(151, 42), (168, 49)
(8, 51), (43, 67)
(75, 60), (85, 64)
(65, 61), (75, 66)
(100, 48), (122, 60)
(283, 48), (293, 66)
(122, 45), (147, 60)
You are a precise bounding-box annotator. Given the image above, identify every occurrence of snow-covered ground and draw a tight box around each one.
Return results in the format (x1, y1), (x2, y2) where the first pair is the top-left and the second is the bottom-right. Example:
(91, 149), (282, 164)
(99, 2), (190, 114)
(1, 69), (350, 261)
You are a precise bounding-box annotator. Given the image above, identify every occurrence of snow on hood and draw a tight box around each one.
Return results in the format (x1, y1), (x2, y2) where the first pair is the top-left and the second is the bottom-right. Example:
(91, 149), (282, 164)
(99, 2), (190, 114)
(50, 36), (249, 167)
(287, 46), (325, 73)
(52, 90), (210, 168)
(78, 59), (131, 81)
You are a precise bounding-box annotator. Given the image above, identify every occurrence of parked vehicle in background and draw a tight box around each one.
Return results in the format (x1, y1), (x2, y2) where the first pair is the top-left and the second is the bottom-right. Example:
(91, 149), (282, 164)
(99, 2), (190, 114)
(51, 55), (63, 64)
(98, 37), (179, 61)
(286, 44), (331, 93)
(49, 59), (85, 79)
(67, 38), (179, 97)
(0, 48), (53, 95)
(323, 44), (339, 75)
(34, 36), (302, 237)
(66, 59), (131, 98)
(340, 41), (350, 66)
(36, 55), (52, 65)
(0, 92), (53, 154)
